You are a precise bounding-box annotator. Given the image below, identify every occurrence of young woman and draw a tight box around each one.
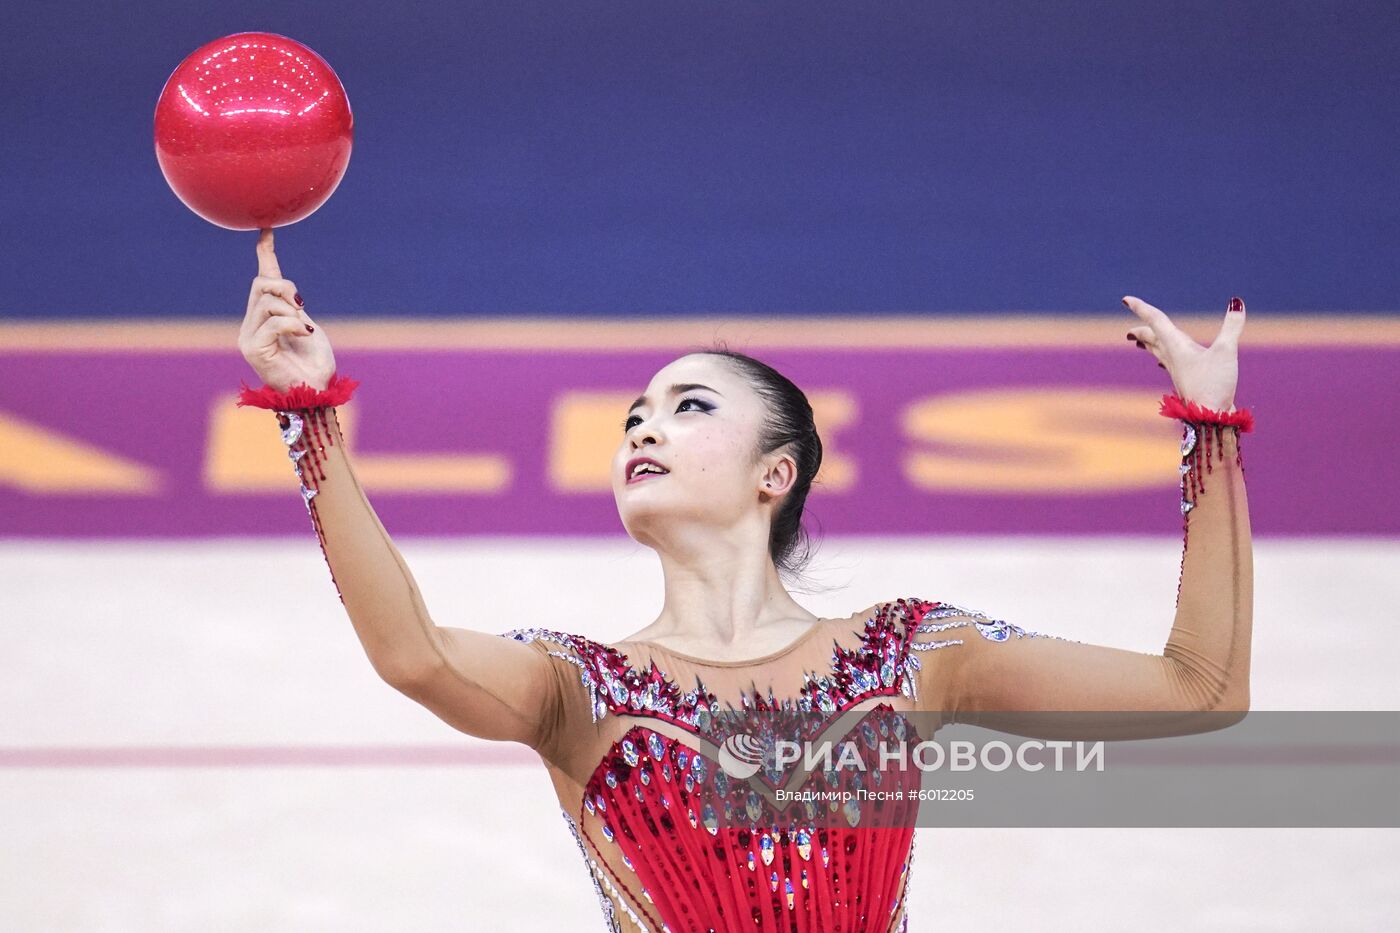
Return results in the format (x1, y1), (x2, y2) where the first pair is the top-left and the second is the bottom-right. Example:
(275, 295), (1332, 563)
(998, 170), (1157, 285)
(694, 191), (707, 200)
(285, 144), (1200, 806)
(236, 228), (1253, 931)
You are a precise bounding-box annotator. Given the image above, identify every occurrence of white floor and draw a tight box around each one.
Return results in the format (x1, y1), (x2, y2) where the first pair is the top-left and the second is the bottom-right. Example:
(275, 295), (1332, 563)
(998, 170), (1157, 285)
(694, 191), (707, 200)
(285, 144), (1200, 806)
(2, 536), (1397, 932)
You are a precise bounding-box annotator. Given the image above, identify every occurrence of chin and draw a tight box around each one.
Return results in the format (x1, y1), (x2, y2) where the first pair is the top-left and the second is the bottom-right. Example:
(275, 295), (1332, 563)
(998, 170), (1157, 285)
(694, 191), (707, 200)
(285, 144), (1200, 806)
(616, 487), (702, 535)
(617, 499), (669, 529)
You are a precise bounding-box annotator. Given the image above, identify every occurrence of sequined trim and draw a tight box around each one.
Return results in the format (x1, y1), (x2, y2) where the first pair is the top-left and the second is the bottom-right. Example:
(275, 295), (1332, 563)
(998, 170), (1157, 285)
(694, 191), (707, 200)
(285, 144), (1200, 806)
(1169, 416), (1246, 604)
(280, 410), (305, 447)
(503, 627), (718, 729)
(902, 829), (919, 929)
(503, 600), (925, 735)
(888, 598), (1081, 702)
(558, 807), (629, 932)
(1179, 423), (1199, 516)
(271, 406), (345, 602)
(508, 599), (1077, 721)
(513, 605), (939, 932)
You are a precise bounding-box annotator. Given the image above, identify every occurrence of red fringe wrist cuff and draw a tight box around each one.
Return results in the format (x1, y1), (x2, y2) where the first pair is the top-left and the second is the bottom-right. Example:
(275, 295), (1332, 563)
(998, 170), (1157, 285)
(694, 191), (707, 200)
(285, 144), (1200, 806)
(236, 372), (360, 411)
(1158, 393), (1254, 432)
(1164, 392), (1251, 608)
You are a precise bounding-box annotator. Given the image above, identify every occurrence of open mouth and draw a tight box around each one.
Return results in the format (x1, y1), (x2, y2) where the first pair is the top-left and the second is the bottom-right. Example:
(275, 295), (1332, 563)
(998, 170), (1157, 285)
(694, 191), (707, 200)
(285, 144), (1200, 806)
(627, 463), (671, 484)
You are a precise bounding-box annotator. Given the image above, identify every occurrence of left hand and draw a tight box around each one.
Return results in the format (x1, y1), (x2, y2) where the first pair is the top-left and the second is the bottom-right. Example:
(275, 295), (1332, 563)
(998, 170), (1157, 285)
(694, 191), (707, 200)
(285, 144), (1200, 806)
(1123, 296), (1246, 412)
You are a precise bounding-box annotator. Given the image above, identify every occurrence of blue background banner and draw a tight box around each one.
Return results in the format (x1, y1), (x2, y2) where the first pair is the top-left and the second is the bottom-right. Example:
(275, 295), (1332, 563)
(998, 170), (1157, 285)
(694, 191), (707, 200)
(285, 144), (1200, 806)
(5, 0), (1398, 318)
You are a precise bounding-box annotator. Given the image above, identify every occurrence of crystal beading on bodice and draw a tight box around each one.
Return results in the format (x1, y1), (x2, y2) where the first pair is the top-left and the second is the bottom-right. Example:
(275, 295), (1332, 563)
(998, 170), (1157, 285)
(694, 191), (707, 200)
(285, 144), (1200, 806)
(501, 598), (1060, 932)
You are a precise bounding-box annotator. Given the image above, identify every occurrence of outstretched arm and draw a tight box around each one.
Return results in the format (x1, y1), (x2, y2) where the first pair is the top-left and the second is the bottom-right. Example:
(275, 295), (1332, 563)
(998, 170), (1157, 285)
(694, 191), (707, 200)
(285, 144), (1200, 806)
(912, 296), (1253, 739)
(236, 229), (560, 751)
(268, 404), (564, 749)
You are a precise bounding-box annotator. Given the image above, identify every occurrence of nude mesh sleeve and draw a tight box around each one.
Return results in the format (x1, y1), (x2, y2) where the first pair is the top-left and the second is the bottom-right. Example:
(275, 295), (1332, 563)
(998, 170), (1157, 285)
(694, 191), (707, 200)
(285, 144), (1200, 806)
(264, 404), (575, 750)
(907, 425), (1252, 739)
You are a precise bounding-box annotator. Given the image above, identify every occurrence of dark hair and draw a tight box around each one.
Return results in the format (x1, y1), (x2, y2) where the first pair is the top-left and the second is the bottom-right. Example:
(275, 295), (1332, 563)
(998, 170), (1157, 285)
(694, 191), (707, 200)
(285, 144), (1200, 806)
(686, 341), (828, 592)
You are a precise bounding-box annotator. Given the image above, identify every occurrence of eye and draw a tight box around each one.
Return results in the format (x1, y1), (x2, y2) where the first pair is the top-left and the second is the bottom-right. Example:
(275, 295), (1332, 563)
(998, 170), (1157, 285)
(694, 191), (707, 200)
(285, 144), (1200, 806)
(622, 396), (712, 432)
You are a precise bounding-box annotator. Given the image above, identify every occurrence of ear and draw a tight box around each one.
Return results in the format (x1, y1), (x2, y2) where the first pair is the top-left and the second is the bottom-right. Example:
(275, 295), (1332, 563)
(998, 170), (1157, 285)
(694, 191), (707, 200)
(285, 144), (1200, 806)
(759, 454), (799, 498)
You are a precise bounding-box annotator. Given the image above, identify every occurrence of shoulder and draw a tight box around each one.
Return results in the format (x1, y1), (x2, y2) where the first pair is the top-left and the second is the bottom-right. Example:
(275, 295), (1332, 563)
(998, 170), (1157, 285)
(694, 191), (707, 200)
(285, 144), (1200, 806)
(873, 596), (1046, 708)
(498, 626), (620, 670)
(890, 596), (1072, 649)
(499, 626), (641, 725)
(500, 625), (598, 651)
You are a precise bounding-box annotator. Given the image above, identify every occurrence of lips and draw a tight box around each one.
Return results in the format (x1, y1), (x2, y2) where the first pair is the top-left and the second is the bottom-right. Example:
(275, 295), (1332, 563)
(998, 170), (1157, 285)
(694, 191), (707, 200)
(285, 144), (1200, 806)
(626, 457), (670, 483)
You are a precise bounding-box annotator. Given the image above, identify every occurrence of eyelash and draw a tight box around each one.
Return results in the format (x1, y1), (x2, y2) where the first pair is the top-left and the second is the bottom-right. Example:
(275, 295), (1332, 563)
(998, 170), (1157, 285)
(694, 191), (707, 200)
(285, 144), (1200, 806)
(622, 397), (712, 432)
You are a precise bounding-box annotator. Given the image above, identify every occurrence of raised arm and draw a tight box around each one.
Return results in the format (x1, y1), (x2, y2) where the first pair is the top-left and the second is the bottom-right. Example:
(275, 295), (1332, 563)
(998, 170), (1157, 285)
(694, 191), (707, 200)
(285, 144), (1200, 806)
(235, 228), (561, 751)
(910, 296), (1253, 739)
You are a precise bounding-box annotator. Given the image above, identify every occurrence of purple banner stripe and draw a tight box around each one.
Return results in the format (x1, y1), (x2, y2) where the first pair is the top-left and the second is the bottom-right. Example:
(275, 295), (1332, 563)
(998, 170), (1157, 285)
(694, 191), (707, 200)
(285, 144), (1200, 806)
(1, 342), (1396, 537)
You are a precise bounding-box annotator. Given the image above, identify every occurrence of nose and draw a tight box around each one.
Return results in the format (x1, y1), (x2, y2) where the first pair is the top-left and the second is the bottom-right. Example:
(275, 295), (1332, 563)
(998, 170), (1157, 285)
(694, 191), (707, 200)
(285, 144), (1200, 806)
(629, 420), (661, 449)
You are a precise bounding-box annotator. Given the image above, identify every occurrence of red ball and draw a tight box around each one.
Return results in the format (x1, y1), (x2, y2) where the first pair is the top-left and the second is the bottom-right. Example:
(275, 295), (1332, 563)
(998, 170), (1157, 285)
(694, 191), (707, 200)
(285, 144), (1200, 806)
(154, 32), (353, 230)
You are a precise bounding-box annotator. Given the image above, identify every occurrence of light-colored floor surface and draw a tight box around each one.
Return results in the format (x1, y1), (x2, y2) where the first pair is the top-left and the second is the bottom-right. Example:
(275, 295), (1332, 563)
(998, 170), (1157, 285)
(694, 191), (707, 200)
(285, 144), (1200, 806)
(3, 536), (1397, 931)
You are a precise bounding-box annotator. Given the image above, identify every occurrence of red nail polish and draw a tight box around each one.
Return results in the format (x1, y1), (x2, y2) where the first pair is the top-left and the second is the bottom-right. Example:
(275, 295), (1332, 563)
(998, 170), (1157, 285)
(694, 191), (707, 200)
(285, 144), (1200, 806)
(294, 293), (305, 307)
(1228, 297), (1244, 313)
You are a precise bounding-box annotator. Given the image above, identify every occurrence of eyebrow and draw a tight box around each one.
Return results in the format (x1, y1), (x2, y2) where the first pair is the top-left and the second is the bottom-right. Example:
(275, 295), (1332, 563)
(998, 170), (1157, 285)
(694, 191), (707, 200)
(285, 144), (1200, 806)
(628, 383), (724, 415)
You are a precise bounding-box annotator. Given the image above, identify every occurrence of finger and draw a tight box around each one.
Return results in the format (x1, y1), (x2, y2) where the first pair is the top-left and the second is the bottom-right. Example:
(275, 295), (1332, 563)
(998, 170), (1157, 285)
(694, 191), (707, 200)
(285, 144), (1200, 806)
(1123, 295), (1199, 352)
(1136, 335), (1168, 367)
(1125, 326), (1157, 346)
(1212, 296), (1246, 348)
(240, 312), (309, 361)
(250, 312), (314, 349)
(256, 228), (281, 279)
(1123, 324), (1172, 373)
(244, 293), (304, 336)
(1121, 295), (1171, 330)
(249, 277), (314, 331)
(252, 276), (297, 302)
(1121, 295), (1187, 343)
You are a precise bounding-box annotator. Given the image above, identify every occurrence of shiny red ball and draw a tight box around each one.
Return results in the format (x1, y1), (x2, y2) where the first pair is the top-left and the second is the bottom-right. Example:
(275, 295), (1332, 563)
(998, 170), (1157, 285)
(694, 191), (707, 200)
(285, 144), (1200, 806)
(154, 32), (353, 230)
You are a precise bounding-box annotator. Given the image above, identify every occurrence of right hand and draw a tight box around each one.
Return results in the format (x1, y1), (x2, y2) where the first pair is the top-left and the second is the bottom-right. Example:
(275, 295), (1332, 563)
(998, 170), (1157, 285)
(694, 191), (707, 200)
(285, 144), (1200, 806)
(1123, 295), (1244, 414)
(238, 228), (336, 392)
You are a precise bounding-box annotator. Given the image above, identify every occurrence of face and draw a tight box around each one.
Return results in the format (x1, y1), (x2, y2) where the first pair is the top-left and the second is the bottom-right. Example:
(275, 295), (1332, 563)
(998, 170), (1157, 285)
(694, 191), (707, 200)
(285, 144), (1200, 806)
(612, 354), (796, 551)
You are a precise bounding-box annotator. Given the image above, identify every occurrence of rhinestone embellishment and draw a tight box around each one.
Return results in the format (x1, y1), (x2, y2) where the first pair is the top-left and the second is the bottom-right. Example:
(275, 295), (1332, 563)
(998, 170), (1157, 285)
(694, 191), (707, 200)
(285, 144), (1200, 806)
(507, 598), (1080, 931)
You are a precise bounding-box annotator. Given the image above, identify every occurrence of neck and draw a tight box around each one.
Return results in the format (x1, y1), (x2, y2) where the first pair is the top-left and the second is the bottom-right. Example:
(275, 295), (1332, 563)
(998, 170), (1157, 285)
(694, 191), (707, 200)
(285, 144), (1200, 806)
(644, 535), (815, 648)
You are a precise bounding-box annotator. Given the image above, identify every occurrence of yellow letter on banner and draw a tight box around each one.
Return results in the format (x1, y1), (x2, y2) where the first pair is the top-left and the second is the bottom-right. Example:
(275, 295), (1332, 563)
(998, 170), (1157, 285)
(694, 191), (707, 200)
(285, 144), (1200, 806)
(0, 411), (160, 493)
(206, 397), (510, 493)
(903, 388), (1179, 493)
